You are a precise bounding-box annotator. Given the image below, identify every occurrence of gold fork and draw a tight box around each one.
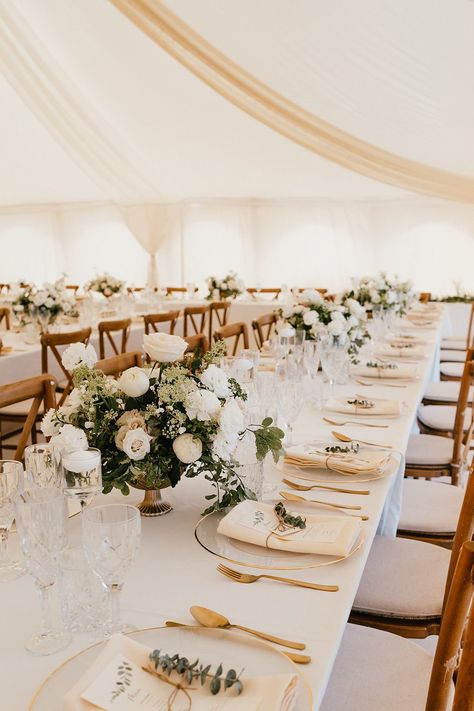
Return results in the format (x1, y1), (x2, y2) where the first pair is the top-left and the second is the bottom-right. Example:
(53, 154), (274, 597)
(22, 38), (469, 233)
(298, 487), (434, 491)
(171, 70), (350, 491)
(217, 563), (339, 592)
(322, 417), (389, 428)
(282, 478), (370, 495)
(280, 491), (369, 520)
(355, 378), (407, 389)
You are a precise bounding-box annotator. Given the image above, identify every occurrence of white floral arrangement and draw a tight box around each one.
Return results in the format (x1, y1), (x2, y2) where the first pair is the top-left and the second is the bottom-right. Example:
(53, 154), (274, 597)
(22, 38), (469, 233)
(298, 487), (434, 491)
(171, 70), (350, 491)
(343, 273), (417, 315)
(42, 335), (283, 513)
(205, 272), (245, 300)
(85, 273), (125, 298)
(278, 289), (370, 358)
(11, 278), (78, 331)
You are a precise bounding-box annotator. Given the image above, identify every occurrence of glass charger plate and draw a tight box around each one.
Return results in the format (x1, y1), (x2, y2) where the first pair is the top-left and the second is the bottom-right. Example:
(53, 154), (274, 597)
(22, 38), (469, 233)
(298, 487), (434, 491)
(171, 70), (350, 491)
(195, 503), (364, 571)
(29, 626), (312, 710)
(282, 445), (398, 483)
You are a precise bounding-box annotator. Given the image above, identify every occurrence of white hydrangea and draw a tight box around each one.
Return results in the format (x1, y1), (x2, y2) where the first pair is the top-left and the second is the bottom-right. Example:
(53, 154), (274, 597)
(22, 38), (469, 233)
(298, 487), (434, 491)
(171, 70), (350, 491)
(185, 389), (221, 421)
(62, 342), (98, 371)
(199, 364), (231, 399)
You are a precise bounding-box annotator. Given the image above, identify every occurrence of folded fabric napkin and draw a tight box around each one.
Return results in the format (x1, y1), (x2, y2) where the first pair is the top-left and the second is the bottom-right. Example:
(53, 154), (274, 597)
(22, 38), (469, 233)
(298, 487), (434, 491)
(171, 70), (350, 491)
(352, 362), (419, 380)
(325, 395), (403, 416)
(64, 633), (298, 711)
(285, 443), (390, 475)
(375, 344), (428, 359)
(386, 336), (434, 346)
(398, 319), (437, 331)
(217, 499), (360, 557)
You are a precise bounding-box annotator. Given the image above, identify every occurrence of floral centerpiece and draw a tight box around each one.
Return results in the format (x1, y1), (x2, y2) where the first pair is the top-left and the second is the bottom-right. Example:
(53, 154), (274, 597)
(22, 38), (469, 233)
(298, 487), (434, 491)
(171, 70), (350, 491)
(278, 289), (369, 359)
(85, 273), (125, 298)
(11, 278), (78, 332)
(42, 334), (283, 515)
(343, 273), (417, 315)
(205, 272), (245, 300)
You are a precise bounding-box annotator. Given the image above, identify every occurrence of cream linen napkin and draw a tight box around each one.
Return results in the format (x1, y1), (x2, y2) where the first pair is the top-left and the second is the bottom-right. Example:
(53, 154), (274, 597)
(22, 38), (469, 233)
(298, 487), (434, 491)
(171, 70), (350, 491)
(217, 500), (361, 557)
(64, 634), (298, 711)
(352, 362), (419, 380)
(375, 343), (428, 359)
(386, 336), (434, 346)
(285, 444), (390, 475)
(325, 396), (403, 416)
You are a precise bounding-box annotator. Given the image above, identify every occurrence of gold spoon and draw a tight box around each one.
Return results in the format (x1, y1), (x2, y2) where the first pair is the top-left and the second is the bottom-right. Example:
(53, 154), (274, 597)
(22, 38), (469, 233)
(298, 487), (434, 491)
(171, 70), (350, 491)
(280, 491), (369, 520)
(322, 417), (388, 428)
(189, 606), (306, 651)
(165, 621), (310, 664)
(282, 478), (370, 495)
(331, 430), (392, 449)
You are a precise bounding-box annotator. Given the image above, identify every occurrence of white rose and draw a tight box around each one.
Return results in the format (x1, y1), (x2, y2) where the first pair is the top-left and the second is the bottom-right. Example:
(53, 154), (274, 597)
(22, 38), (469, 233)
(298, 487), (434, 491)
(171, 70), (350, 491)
(172, 433), (203, 463)
(62, 342), (97, 371)
(303, 310), (319, 326)
(41, 408), (61, 437)
(118, 367), (149, 397)
(33, 292), (47, 307)
(50, 424), (88, 453)
(200, 364), (231, 398)
(117, 409), (146, 429)
(185, 389), (221, 421)
(219, 398), (245, 440)
(301, 289), (322, 304)
(143, 333), (187, 362)
(369, 289), (381, 304)
(328, 319), (344, 337)
(227, 279), (237, 290)
(281, 305), (294, 318)
(122, 427), (152, 461)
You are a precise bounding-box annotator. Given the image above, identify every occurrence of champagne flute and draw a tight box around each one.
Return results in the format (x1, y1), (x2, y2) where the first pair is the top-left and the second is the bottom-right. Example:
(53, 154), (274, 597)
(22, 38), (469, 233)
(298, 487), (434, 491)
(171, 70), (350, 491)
(0, 460), (25, 581)
(15, 488), (71, 655)
(82, 504), (141, 636)
(60, 448), (102, 511)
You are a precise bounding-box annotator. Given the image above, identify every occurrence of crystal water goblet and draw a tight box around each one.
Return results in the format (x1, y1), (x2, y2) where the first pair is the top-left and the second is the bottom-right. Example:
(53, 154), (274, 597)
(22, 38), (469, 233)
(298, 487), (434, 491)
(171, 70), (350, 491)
(0, 460), (25, 581)
(60, 448), (102, 511)
(277, 381), (303, 446)
(318, 338), (348, 395)
(82, 504), (141, 636)
(24, 443), (62, 490)
(15, 488), (71, 655)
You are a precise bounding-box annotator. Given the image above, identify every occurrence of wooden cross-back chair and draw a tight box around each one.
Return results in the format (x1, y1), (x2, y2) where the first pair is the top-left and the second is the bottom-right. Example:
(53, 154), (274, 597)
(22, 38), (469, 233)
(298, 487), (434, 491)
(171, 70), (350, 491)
(419, 292), (431, 303)
(247, 287), (281, 301)
(214, 322), (249, 356)
(208, 301), (231, 343)
(98, 318), (131, 359)
(440, 304), (474, 382)
(0, 374), (56, 460)
(184, 333), (208, 356)
(95, 351), (143, 377)
(65, 284), (80, 295)
(143, 310), (180, 335)
(183, 305), (209, 337)
(298, 287), (328, 295)
(165, 286), (198, 296)
(321, 540), (474, 711)
(41, 328), (91, 406)
(252, 312), (278, 349)
(0, 307), (10, 330)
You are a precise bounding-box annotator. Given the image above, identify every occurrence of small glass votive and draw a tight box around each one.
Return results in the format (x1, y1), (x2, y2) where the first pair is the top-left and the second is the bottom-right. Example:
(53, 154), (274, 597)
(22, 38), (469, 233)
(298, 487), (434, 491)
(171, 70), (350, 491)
(60, 448), (102, 510)
(59, 547), (109, 634)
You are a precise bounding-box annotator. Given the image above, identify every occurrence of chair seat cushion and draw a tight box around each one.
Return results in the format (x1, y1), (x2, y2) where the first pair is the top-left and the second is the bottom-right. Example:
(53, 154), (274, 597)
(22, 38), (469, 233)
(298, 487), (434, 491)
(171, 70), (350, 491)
(405, 434), (453, 466)
(398, 479), (463, 534)
(320, 623), (448, 711)
(423, 380), (473, 403)
(440, 362), (463, 378)
(353, 536), (449, 618)
(440, 349), (467, 362)
(418, 404), (470, 432)
(441, 338), (466, 350)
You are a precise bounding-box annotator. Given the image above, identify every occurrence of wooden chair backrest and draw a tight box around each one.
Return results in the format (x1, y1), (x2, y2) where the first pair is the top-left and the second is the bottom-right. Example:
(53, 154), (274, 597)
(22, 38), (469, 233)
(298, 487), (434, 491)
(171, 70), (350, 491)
(41, 328), (91, 405)
(0, 307), (10, 330)
(208, 301), (231, 342)
(247, 288), (281, 301)
(252, 312), (278, 349)
(214, 322), (249, 356)
(183, 305), (209, 337)
(298, 287), (327, 295)
(443, 463), (474, 610)
(166, 286), (198, 295)
(98, 318), (131, 359)
(127, 286), (145, 294)
(0, 374), (57, 459)
(466, 303), (474, 349)
(450, 350), (474, 484)
(95, 351), (143, 377)
(65, 284), (79, 294)
(143, 311), (180, 335)
(184, 333), (209, 356)
(0, 283), (10, 293)
(419, 292), (431, 303)
(425, 540), (474, 710)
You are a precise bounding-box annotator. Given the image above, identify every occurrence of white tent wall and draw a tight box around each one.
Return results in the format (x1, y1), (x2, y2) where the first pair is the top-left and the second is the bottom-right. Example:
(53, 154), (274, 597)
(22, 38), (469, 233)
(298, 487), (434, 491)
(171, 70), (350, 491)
(2, 198), (474, 293)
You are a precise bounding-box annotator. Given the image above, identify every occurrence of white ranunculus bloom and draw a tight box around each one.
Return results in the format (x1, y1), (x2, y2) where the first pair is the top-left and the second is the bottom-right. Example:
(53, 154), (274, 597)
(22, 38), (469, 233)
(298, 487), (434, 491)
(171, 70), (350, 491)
(172, 433), (203, 463)
(62, 342), (98, 371)
(185, 389), (221, 421)
(200, 364), (231, 399)
(219, 398), (245, 440)
(118, 367), (150, 397)
(41, 408), (61, 437)
(121, 427), (153, 461)
(303, 310), (319, 326)
(50, 424), (88, 453)
(143, 333), (187, 363)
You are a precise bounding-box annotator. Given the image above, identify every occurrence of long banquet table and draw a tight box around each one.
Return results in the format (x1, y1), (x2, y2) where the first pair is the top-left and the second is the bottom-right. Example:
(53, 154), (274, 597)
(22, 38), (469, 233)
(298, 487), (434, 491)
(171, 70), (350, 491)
(0, 314), (445, 710)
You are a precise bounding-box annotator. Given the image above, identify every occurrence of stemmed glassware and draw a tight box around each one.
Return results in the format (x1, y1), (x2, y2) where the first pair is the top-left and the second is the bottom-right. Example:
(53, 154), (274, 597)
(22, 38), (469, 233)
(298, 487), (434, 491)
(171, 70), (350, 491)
(0, 460), (25, 581)
(60, 448), (102, 511)
(82, 504), (141, 636)
(277, 380), (303, 447)
(24, 444), (62, 490)
(14, 488), (71, 655)
(318, 337), (349, 395)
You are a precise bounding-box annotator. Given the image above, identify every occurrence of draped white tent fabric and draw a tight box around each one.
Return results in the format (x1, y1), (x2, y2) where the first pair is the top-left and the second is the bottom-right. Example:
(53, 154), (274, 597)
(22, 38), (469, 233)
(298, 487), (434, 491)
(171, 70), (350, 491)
(1, 0), (474, 290)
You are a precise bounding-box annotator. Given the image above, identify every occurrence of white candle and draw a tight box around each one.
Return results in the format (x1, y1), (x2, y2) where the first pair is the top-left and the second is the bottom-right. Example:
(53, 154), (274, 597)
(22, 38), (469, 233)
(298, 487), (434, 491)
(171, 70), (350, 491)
(62, 449), (101, 474)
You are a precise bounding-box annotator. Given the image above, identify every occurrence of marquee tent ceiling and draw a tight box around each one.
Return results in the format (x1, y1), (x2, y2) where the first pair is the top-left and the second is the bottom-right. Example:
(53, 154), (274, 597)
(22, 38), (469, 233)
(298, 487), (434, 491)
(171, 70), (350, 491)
(1, 0), (473, 206)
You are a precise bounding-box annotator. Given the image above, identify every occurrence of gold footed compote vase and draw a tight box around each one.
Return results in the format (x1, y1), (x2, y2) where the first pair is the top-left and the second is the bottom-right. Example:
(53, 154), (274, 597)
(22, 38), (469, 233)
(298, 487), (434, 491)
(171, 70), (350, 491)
(132, 479), (173, 517)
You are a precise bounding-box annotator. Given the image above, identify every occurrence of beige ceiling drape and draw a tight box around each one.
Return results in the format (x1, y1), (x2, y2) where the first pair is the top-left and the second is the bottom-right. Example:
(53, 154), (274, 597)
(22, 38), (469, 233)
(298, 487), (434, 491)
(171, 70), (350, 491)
(108, 0), (474, 203)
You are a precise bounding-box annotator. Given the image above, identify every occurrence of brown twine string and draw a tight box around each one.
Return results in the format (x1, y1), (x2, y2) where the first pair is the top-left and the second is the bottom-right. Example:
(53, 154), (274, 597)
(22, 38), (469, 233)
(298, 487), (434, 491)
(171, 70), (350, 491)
(142, 666), (195, 710)
(265, 506), (302, 548)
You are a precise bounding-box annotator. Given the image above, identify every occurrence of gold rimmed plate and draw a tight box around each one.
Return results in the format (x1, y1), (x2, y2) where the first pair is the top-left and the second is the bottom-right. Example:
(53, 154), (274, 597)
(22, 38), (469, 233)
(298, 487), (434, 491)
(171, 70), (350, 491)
(29, 626), (312, 710)
(195, 502), (365, 571)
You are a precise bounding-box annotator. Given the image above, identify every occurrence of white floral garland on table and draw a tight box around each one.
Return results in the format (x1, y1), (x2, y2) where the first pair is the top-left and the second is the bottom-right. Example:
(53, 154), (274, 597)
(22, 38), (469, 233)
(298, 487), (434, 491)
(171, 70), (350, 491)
(42, 335), (283, 513)
(205, 271), (245, 300)
(84, 273), (125, 297)
(11, 278), (78, 329)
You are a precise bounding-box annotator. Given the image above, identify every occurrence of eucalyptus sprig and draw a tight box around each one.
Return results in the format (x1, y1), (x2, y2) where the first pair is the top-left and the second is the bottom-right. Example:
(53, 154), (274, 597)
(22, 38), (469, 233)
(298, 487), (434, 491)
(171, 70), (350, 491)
(366, 360), (397, 370)
(274, 501), (306, 529)
(347, 397), (374, 409)
(324, 443), (360, 454)
(148, 649), (243, 696)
